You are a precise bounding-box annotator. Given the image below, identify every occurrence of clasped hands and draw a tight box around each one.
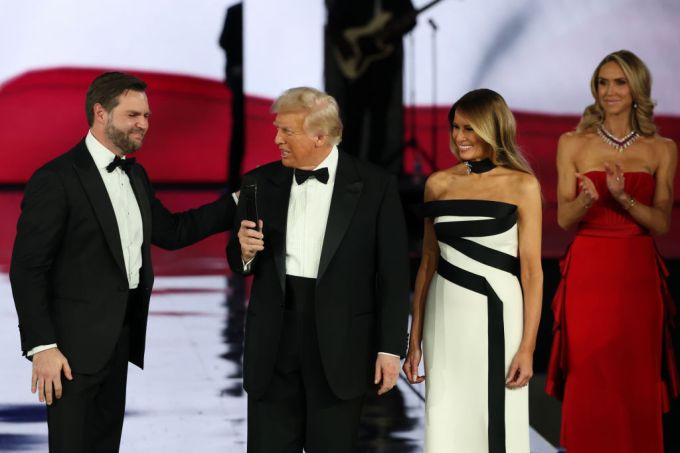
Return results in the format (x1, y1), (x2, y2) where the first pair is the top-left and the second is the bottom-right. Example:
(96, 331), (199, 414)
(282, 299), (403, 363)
(576, 161), (627, 208)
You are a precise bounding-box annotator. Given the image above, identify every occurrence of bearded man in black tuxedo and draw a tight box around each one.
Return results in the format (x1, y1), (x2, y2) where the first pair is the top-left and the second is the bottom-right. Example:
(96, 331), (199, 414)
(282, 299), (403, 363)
(10, 72), (236, 452)
(228, 87), (410, 453)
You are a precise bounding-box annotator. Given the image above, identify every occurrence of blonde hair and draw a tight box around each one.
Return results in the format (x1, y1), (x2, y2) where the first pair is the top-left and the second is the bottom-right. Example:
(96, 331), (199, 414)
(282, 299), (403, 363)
(577, 50), (656, 136)
(448, 88), (534, 175)
(271, 87), (343, 145)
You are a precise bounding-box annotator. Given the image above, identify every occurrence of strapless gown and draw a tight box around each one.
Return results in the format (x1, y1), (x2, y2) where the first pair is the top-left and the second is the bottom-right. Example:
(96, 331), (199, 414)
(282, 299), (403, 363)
(422, 200), (529, 453)
(545, 171), (679, 453)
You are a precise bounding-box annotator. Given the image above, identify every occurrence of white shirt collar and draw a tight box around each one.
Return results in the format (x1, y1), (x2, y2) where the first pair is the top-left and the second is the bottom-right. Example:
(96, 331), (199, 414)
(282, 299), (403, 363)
(312, 145), (339, 182)
(85, 130), (124, 170)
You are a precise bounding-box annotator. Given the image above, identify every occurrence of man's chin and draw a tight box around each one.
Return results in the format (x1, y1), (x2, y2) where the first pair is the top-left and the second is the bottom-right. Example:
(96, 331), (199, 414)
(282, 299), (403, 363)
(124, 140), (143, 154)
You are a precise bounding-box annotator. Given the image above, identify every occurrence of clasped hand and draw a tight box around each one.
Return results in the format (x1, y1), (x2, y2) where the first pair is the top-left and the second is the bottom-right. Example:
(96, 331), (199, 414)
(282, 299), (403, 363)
(575, 173), (599, 208)
(576, 161), (626, 209)
(238, 220), (264, 261)
(603, 161), (626, 199)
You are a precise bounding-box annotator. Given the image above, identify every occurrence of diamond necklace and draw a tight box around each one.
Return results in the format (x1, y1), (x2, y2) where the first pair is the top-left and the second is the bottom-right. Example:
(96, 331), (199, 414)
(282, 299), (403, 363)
(597, 125), (639, 153)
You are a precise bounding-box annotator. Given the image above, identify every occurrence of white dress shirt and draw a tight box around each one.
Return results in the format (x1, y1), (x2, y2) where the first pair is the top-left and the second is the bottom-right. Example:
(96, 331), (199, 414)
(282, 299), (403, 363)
(283, 147), (397, 359)
(285, 147), (338, 278)
(85, 131), (144, 289)
(28, 131), (144, 357)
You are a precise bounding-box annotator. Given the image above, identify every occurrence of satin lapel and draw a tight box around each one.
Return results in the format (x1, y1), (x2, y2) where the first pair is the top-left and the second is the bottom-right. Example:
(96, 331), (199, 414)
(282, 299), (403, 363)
(266, 166), (294, 293)
(317, 153), (363, 282)
(127, 166), (152, 248)
(72, 142), (127, 276)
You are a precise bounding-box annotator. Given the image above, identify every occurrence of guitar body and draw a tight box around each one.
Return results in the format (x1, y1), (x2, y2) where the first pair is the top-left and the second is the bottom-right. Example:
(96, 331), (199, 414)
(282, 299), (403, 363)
(334, 11), (395, 80)
(330, 0), (444, 80)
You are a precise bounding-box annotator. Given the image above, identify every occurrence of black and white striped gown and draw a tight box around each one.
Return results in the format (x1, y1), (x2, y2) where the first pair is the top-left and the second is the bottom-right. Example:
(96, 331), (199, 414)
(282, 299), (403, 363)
(422, 200), (529, 453)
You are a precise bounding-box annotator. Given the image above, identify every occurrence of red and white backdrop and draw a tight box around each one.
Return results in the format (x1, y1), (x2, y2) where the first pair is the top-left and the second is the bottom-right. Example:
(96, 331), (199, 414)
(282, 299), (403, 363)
(1, 0), (679, 255)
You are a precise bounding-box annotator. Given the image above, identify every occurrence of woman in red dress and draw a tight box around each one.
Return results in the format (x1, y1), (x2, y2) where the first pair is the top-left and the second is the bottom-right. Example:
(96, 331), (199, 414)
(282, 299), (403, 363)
(545, 50), (679, 452)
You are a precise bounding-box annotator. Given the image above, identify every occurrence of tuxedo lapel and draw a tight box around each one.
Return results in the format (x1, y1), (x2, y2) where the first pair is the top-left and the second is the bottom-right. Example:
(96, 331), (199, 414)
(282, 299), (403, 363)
(72, 142), (127, 277)
(265, 166), (294, 293)
(127, 166), (152, 248)
(317, 153), (363, 282)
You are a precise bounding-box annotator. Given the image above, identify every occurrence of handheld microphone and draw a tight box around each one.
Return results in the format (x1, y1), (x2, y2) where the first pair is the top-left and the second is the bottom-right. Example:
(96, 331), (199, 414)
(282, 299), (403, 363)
(240, 176), (259, 228)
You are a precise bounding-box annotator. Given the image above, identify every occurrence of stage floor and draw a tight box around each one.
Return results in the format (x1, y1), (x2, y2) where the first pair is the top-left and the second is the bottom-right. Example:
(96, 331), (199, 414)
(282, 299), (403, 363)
(0, 191), (556, 453)
(0, 272), (557, 452)
(0, 188), (557, 451)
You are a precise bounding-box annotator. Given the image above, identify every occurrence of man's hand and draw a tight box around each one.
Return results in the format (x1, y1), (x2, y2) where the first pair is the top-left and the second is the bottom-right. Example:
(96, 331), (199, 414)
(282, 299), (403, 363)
(374, 354), (400, 396)
(238, 219), (264, 262)
(32, 348), (73, 405)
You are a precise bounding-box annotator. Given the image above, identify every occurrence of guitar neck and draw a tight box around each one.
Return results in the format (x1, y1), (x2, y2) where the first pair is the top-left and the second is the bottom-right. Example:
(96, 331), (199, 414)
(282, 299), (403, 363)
(379, 0), (445, 40)
(415, 0), (445, 15)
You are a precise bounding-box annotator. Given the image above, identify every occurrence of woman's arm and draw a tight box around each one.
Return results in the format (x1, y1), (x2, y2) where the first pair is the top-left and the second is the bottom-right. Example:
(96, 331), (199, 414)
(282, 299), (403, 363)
(556, 133), (599, 230)
(403, 175), (441, 384)
(606, 138), (677, 236)
(506, 175), (543, 388)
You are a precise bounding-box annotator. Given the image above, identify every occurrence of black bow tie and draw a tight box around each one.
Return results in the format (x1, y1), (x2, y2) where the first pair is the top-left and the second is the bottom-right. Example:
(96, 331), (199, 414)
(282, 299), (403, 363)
(294, 167), (329, 185)
(106, 156), (136, 174)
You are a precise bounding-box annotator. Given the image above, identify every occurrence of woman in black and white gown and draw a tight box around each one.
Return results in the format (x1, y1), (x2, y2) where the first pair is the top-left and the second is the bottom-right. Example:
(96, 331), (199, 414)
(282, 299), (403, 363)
(403, 89), (543, 453)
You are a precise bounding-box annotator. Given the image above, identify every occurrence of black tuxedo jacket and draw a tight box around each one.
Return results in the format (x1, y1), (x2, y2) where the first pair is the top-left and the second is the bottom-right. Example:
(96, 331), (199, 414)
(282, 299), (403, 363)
(10, 139), (235, 374)
(227, 152), (409, 400)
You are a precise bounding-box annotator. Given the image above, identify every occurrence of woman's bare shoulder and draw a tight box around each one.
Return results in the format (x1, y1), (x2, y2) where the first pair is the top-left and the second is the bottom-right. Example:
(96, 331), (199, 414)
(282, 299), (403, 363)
(426, 165), (466, 186)
(649, 134), (678, 153)
(504, 169), (540, 191)
(492, 168), (541, 203)
(558, 130), (593, 151)
(425, 167), (462, 200)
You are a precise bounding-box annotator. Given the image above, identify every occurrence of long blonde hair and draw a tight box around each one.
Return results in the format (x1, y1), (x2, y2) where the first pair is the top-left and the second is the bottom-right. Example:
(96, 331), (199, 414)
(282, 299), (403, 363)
(577, 50), (656, 136)
(448, 88), (534, 175)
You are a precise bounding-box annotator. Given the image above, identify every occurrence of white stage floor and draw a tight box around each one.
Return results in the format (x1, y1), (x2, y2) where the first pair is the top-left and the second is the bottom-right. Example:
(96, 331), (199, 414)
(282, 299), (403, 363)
(0, 273), (557, 452)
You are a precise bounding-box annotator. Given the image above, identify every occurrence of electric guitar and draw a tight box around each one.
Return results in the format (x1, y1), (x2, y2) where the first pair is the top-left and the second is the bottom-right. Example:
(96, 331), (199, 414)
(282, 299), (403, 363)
(332, 0), (445, 80)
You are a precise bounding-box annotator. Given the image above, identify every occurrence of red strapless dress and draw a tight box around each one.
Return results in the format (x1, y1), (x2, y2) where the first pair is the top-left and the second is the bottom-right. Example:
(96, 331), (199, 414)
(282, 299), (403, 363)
(545, 171), (679, 453)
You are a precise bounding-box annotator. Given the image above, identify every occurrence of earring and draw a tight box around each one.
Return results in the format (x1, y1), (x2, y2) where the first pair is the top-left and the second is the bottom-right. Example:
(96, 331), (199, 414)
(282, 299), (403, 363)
(633, 102), (638, 109)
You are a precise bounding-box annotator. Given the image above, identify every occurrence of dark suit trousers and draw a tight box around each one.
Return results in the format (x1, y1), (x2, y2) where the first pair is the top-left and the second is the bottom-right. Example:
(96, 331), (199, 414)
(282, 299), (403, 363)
(247, 276), (364, 453)
(46, 291), (136, 453)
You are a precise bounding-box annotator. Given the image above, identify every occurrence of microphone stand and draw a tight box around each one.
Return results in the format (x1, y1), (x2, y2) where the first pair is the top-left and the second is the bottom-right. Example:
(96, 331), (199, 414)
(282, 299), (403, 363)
(428, 18), (439, 170)
(404, 32), (435, 186)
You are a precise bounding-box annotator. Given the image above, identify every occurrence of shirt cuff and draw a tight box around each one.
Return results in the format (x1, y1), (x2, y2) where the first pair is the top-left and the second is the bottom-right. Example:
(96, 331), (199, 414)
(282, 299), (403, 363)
(241, 256), (255, 272)
(27, 344), (57, 357)
(377, 352), (400, 359)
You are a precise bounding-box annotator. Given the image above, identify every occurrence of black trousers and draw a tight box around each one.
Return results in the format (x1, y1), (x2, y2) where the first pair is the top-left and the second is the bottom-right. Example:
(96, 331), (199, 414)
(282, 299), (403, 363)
(46, 292), (135, 453)
(247, 276), (364, 453)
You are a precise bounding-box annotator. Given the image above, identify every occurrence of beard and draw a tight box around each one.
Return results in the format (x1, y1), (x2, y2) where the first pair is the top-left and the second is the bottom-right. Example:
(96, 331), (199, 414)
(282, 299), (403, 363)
(105, 119), (145, 155)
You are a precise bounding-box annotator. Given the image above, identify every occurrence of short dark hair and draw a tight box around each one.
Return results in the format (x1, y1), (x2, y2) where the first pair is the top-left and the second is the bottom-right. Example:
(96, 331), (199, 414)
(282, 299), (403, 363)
(85, 72), (147, 126)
